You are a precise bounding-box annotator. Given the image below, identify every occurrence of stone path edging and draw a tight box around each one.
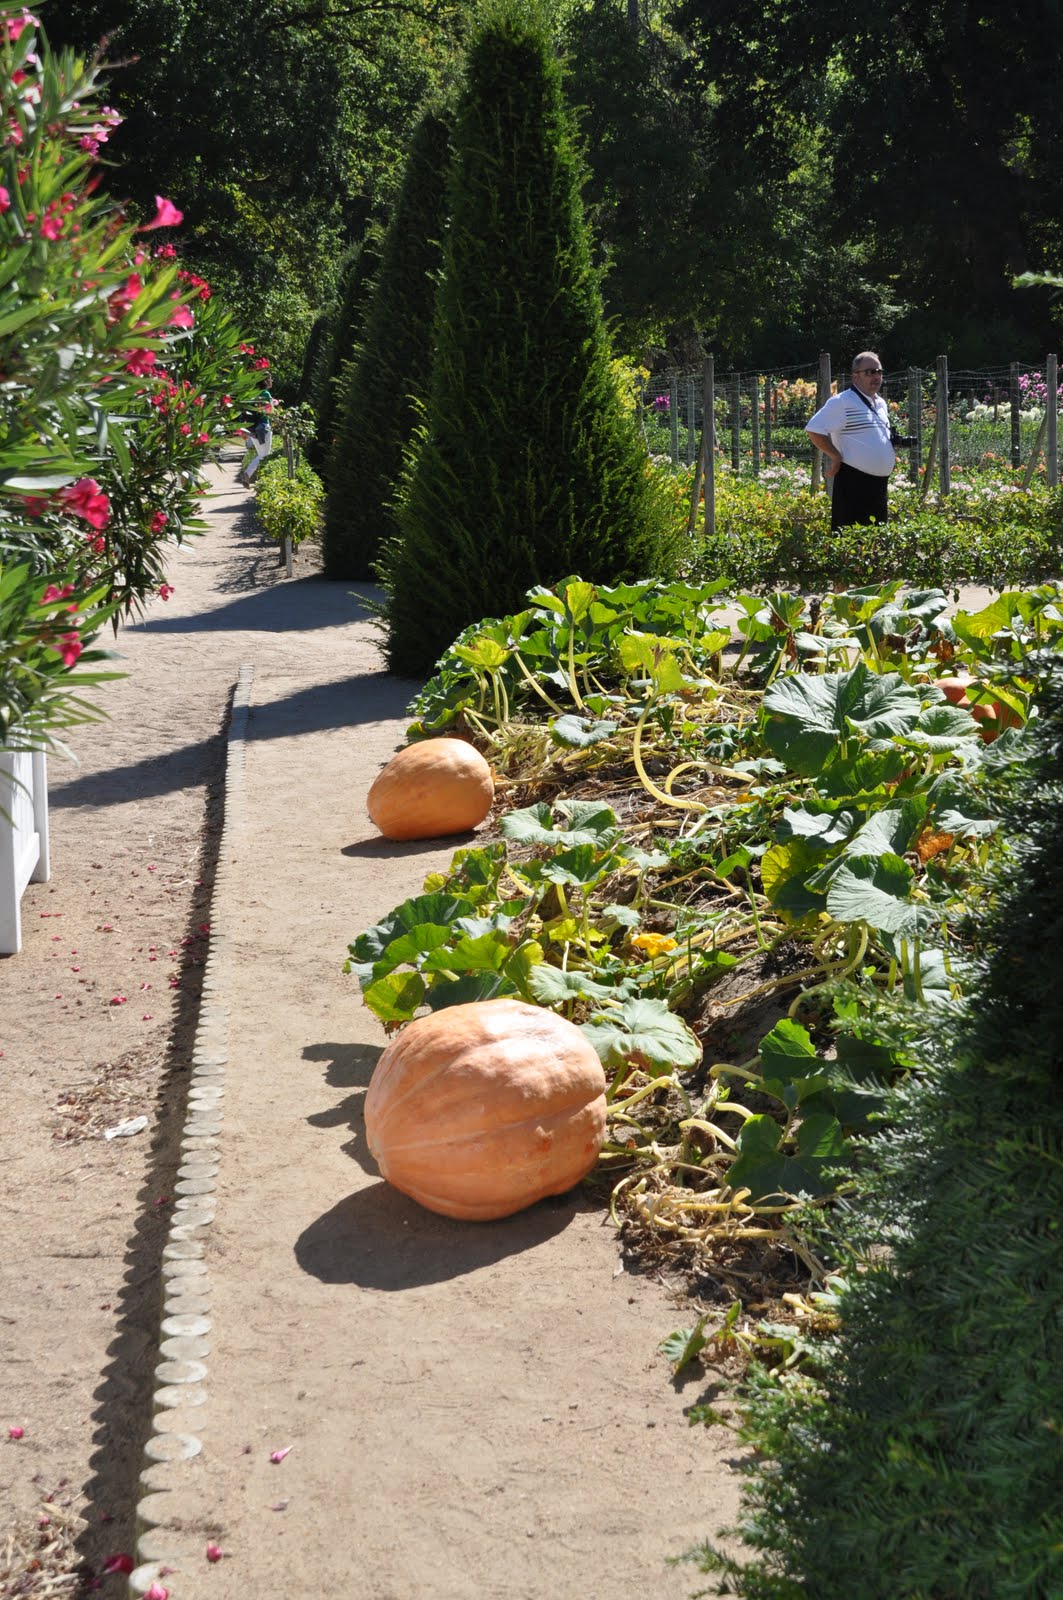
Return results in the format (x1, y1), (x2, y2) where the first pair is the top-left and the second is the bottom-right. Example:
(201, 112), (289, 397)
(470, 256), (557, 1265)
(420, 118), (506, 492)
(127, 664), (254, 1599)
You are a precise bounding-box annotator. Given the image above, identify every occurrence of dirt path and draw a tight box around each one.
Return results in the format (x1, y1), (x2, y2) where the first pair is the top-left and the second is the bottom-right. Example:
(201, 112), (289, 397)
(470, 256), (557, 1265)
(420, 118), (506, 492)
(1, 459), (743, 1600)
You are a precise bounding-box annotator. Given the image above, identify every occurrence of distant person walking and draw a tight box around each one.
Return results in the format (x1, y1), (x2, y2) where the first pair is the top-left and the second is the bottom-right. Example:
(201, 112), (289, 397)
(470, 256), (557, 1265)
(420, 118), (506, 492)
(237, 390), (274, 487)
(806, 354), (912, 529)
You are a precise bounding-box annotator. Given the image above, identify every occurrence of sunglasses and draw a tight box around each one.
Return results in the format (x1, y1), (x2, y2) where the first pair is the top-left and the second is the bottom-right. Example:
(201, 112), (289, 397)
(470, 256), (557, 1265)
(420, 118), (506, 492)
(854, 367), (883, 376)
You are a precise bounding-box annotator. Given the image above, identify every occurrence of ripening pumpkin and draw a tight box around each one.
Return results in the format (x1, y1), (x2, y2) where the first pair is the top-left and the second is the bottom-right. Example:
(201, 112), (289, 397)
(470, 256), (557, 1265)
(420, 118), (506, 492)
(364, 998), (608, 1221)
(366, 736), (493, 840)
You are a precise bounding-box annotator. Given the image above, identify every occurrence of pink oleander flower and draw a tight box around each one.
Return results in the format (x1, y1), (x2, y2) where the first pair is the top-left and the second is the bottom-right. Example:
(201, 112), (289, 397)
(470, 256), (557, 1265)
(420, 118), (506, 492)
(124, 347), (157, 376)
(102, 1554), (134, 1576)
(269, 1446), (292, 1463)
(138, 195), (183, 231)
(150, 510), (167, 533)
(59, 633), (82, 667)
(179, 422), (191, 435)
(205, 1542), (224, 1563)
(21, 494), (50, 516)
(5, 11), (39, 43)
(107, 272), (142, 322)
(158, 584), (174, 601)
(41, 583), (74, 603)
(39, 215), (63, 240)
(196, 431), (209, 444)
(59, 477), (110, 530)
(8, 1425), (25, 1439)
(155, 241), (176, 259)
(168, 303), (195, 330)
(0, 186), (9, 213)
(145, 1585), (169, 1600)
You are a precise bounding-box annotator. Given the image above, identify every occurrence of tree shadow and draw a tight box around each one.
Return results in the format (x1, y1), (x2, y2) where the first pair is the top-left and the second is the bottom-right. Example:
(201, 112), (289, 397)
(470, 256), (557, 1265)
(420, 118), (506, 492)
(303, 1039), (381, 1178)
(48, 673), (415, 810)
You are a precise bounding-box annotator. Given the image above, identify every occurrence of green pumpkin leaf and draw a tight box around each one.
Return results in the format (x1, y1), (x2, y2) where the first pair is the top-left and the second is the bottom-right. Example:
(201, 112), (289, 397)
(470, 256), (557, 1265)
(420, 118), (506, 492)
(527, 965), (623, 1005)
(426, 973), (509, 1010)
(760, 838), (828, 919)
(658, 1317), (709, 1374)
(824, 853), (930, 936)
(361, 971), (427, 1024)
(763, 665), (922, 775)
(550, 714), (618, 748)
(727, 1111), (846, 1202)
(581, 997), (701, 1074)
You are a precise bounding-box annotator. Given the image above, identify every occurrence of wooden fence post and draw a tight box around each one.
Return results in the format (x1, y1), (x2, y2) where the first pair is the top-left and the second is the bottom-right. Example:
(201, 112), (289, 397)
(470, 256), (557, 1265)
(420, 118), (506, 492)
(751, 374), (761, 477)
(703, 355), (716, 540)
(1010, 362), (1021, 468)
(669, 377), (679, 464)
(908, 367), (922, 480)
(937, 355), (951, 495)
(730, 372), (741, 471)
(811, 351), (831, 496)
(1047, 354), (1058, 489)
(764, 375), (773, 464)
(686, 377), (696, 466)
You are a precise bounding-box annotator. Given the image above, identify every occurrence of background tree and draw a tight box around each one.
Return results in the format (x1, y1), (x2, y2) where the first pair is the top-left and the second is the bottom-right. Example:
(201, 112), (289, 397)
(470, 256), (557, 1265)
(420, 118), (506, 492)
(665, 0), (1062, 363)
(560, 0), (813, 364)
(322, 103), (452, 580)
(380, 0), (677, 678)
(45, 0), (465, 392)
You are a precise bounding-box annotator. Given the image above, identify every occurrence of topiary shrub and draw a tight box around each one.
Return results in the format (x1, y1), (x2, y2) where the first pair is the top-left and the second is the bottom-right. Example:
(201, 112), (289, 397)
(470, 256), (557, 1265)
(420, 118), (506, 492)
(378, 0), (678, 678)
(322, 104), (452, 580)
(690, 674), (1063, 1598)
(306, 232), (382, 478)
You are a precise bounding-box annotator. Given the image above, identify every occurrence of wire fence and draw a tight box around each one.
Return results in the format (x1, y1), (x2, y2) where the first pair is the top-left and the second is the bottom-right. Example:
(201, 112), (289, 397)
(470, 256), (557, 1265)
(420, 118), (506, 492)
(641, 355), (1062, 490)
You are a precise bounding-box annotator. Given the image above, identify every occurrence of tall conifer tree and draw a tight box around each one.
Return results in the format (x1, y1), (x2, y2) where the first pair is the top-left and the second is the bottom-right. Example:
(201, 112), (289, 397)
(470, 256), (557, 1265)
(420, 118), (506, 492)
(322, 105), (452, 580)
(379, 0), (674, 677)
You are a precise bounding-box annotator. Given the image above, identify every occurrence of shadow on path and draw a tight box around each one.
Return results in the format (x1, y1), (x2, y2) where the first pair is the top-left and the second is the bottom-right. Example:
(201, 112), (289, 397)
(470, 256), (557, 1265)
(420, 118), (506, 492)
(132, 573), (382, 634)
(49, 673), (418, 810)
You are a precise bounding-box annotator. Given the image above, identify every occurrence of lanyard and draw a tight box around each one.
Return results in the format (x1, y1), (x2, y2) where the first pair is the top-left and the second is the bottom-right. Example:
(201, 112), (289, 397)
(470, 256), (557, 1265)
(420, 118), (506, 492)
(850, 385), (888, 430)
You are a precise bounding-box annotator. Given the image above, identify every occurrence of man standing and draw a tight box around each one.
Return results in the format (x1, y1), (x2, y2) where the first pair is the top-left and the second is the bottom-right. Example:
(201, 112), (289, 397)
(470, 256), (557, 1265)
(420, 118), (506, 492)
(806, 353), (907, 529)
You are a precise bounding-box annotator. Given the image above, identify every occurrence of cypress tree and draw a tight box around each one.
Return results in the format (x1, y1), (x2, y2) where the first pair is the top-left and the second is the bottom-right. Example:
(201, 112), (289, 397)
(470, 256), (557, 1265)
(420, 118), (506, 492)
(307, 232), (382, 478)
(379, 0), (675, 677)
(322, 105), (452, 580)
(692, 682), (1063, 1597)
(298, 304), (333, 409)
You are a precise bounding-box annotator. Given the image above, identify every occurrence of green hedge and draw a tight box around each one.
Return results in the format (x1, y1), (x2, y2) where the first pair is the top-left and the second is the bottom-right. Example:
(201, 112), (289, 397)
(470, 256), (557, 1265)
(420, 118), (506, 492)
(687, 479), (1063, 591)
(254, 456), (324, 549)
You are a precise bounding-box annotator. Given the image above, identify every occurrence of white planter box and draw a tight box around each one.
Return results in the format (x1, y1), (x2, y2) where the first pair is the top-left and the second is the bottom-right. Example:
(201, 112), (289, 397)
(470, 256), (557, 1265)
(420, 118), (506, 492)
(0, 749), (51, 954)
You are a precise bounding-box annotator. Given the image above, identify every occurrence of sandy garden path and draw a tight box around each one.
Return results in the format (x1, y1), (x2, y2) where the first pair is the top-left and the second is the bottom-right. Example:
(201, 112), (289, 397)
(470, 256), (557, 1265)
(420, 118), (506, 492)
(1, 458), (743, 1600)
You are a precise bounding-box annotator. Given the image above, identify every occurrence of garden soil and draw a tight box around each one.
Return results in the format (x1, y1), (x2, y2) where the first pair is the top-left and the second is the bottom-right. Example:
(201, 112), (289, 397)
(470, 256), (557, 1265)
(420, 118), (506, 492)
(0, 456), (753, 1600)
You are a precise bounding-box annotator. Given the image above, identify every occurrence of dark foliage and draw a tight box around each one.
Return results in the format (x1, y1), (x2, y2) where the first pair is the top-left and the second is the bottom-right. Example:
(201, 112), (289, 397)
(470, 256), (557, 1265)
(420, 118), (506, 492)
(322, 105), (452, 580)
(307, 233), (382, 478)
(691, 674), (1063, 1596)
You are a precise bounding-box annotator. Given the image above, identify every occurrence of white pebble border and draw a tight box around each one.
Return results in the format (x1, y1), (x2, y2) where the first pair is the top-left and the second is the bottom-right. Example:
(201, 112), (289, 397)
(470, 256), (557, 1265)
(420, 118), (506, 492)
(127, 664), (254, 1599)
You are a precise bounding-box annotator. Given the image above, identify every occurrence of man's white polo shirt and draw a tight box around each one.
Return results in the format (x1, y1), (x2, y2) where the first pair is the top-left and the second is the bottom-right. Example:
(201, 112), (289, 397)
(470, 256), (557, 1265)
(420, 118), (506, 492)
(806, 389), (896, 476)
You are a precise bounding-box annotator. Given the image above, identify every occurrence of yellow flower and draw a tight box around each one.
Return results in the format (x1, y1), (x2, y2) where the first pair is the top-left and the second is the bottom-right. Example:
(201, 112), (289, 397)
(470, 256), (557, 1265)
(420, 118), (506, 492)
(632, 932), (679, 957)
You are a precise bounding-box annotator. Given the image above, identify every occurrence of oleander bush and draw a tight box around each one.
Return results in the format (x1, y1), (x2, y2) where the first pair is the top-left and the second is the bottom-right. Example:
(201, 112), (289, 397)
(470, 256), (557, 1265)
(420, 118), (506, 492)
(0, 5), (264, 749)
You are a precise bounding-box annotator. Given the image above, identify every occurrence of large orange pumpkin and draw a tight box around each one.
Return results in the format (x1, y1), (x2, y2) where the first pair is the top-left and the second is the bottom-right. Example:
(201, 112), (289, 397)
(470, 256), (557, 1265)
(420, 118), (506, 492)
(366, 737), (494, 841)
(363, 998), (608, 1221)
